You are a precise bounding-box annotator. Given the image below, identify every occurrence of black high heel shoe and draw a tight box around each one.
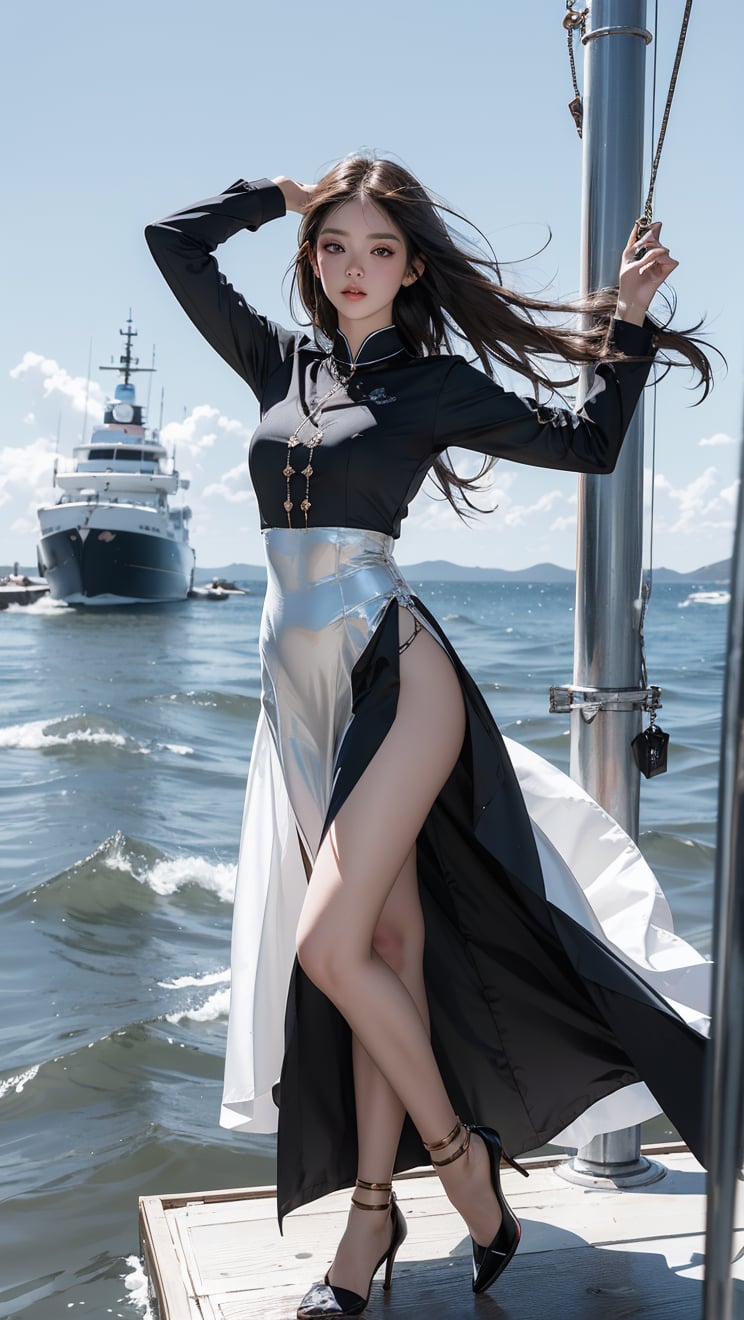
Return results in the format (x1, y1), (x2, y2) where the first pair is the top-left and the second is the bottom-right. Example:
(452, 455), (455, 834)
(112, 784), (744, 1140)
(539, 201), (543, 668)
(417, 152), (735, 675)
(296, 1178), (408, 1318)
(424, 1117), (529, 1295)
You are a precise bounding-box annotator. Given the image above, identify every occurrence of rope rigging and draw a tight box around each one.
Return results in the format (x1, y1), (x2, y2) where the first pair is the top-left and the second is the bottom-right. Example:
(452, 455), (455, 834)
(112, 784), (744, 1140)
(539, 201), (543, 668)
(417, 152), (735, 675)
(562, 0), (695, 234)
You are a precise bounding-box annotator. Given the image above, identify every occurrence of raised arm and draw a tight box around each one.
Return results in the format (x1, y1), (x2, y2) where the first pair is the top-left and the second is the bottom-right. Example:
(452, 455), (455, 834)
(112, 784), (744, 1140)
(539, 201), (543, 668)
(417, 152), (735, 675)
(434, 317), (655, 473)
(144, 178), (293, 402)
(434, 221), (675, 472)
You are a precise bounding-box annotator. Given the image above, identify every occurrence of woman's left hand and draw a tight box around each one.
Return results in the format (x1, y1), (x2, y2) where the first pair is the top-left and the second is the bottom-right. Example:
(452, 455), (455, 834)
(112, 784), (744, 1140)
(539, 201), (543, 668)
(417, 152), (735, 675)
(615, 220), (679, 325)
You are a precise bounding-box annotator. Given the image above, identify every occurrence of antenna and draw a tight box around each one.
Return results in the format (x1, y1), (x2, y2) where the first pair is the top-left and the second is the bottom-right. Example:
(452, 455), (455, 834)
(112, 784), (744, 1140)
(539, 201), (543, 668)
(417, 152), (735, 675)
(145, 343), (156, 416)
(159, 386), (165, 433)
(99, 312), (155, 383)
(81, 337), (93, 444)
(54, 409), (62, 486)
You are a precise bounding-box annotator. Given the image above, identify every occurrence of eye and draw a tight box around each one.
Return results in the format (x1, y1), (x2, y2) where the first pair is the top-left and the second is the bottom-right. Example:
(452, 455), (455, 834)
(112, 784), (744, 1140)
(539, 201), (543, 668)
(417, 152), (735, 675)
(322, 242), (344, 253)
(372, 246), (394, 258)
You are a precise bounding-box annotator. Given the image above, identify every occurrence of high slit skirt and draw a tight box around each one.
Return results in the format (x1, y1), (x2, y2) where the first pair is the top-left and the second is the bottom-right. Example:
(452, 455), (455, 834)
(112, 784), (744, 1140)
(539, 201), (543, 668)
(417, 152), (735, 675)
(219, 526), (710, 1227)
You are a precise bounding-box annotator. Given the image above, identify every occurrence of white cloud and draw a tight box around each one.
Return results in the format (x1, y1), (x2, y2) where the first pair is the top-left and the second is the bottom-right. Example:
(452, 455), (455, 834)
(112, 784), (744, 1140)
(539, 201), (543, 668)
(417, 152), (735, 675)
(503, 489), (564, 528)
(160, 405), (252, 461)
(10, 352), (105, 419)
(0, 438), (58, 508)
(653, 466), (736, 534)
(698, 432), (737, 448)
(203, 461), (255, 505)
(549, 514), (577, 533)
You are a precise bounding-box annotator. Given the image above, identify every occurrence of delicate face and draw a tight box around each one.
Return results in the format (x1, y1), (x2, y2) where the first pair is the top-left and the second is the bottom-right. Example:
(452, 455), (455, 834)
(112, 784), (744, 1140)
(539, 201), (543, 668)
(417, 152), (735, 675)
(311, 197), (422, 349)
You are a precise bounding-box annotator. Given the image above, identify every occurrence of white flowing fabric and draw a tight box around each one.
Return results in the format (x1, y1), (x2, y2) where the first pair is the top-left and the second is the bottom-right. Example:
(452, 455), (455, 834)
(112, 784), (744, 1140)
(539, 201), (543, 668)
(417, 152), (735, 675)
(220, 723), (710, 1145)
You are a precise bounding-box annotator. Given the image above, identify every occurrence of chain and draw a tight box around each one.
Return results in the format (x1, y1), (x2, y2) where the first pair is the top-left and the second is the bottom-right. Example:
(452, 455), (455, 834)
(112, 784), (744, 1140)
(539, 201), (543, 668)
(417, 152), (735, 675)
(563, 5), (588, 136)
(283, 358), (354, 529)
(637, 0), (694, 237)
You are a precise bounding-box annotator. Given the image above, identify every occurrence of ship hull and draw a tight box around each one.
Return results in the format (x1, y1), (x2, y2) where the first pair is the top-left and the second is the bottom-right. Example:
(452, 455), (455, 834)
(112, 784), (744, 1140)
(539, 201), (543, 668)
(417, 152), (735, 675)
(37, 526), (194, 605)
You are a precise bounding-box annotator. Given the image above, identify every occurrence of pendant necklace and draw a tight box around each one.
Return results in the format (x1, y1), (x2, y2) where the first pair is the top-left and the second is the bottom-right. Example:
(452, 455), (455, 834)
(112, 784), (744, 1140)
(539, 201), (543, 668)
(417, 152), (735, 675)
(283, 356), (355, 529)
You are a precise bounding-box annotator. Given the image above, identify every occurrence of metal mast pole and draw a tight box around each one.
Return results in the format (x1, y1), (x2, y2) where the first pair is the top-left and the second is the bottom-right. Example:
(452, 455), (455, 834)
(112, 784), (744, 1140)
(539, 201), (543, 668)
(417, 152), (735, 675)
(559, 0), (662, 1186)
(703, 418), (744, 1318)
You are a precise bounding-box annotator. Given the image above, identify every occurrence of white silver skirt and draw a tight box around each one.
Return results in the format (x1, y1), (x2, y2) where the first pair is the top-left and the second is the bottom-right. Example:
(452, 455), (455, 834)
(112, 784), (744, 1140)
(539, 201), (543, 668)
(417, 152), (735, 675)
(221, 525), (710, 1211)
(258, 526), (434, 860)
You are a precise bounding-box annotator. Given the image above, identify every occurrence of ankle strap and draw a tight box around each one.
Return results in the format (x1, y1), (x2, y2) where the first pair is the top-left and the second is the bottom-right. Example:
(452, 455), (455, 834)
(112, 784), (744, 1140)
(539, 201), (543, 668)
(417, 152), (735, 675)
(423, 1117), (471, 1168)
(350, 1177), (393, 1211)
(423, 1118), (462, 1153)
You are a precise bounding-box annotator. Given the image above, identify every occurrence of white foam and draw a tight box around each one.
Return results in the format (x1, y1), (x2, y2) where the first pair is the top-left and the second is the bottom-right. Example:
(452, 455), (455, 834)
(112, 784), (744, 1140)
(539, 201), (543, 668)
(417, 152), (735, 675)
(146, 855), (236, 902)
(0, 1065), (39, 1099)
(121, 1255), (154, 1318)
(2, 596), (68, 614)
(159, 968), (231, 989)
(103, 838), (136, 874)
(98, 838), (237, 902)
(166, 986), (231, 1024)
(0, 719), (129, 750)
(0, 719), (193, 758)
(157, 742), (194, 756)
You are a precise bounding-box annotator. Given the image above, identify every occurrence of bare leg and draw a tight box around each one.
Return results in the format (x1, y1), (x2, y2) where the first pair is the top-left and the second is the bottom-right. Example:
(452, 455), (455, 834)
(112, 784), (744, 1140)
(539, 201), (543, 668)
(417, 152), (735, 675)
(328, 845), (430, 1297)
(296, 611), (504, 1279)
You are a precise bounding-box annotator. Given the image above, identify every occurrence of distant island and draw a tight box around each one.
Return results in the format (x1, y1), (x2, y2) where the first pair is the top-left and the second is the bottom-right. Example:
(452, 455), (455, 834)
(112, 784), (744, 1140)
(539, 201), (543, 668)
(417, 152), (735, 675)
(189, 557), (733, 587)
(3, 557), (731, 587)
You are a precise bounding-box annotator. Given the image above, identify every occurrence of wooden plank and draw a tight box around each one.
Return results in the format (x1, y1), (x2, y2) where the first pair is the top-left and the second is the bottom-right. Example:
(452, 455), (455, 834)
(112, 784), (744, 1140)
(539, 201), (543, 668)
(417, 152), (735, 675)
(142, 1149), (733, 1320)
(194, 1236), (707, 1319)
(139, 1195), (201, 1320)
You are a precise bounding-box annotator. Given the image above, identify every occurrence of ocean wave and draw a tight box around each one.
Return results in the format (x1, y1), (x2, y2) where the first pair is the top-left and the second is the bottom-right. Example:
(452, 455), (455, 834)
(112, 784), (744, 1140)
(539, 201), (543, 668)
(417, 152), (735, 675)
(0, 1016), (225, 1120)
(132, 853), (236, 901)
(0, 1065), (39, 1099)
(102, 832), (236, 901)
(0, 714), (193, 758)
(4, 833), (236, 919)
(0, 716), (128, 751)
(166, 986), (231, 1024)
(159, 968), (231, 989)
(149, 688), (262, 716)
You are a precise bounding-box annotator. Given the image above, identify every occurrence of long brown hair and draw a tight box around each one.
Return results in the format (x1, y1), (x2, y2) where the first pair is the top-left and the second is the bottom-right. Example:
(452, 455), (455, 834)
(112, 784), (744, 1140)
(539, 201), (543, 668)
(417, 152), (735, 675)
(289, 156), (715, 518)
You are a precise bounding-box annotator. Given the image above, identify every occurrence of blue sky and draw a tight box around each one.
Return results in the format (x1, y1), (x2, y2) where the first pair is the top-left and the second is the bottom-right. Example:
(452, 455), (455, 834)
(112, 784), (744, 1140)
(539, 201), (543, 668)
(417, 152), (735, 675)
(2, 0), (742, 571)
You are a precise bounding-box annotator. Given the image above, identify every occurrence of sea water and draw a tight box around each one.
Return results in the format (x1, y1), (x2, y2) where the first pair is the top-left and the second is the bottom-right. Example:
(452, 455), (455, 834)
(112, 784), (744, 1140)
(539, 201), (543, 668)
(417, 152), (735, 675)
(0, 578), (727, 1317)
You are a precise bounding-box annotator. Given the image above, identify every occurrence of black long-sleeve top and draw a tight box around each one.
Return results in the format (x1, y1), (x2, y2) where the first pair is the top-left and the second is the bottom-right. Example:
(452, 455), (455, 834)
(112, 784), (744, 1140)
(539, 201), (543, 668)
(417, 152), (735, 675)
(145, 179), (654, 537)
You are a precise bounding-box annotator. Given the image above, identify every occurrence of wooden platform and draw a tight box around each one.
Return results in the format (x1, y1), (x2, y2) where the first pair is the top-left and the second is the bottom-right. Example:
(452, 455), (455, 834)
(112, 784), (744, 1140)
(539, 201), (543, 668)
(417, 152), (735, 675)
(139, 1146), (739, 1319)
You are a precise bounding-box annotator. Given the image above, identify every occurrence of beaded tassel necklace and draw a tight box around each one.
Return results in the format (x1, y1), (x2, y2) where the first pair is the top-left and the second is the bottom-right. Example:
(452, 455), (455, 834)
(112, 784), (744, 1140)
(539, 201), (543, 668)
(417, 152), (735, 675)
(283, 357), (355, 529)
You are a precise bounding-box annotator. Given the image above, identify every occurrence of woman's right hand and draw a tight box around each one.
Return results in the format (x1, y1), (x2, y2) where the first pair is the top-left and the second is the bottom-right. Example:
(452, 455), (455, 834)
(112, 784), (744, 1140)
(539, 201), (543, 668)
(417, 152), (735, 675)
(272, 177), (316, 214)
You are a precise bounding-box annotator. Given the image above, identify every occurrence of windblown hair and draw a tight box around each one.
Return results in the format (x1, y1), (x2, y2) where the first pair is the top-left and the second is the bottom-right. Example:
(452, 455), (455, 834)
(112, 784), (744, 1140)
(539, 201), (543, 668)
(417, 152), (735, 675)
(290, 155), (715, 518)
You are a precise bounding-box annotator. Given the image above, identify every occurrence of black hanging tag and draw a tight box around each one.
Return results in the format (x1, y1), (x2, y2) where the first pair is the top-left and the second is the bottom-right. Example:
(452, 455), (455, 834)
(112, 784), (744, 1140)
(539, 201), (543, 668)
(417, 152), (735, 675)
(568, 95), (583, 136)
(631, 723), (669, 778)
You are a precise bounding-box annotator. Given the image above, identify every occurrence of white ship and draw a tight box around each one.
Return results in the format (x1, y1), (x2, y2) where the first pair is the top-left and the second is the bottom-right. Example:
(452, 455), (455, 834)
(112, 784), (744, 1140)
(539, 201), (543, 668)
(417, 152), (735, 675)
(36, 317), (195, 605)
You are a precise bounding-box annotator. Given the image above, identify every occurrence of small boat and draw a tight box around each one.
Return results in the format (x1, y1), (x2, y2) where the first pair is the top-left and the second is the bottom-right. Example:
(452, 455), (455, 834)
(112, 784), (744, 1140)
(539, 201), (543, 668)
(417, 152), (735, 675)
(0, 572), (50, 609)
(678, 589), (731, 608)
(187, 585), (230, 601)
(36, 316), (195, 606)
(208, 577), (250, 594)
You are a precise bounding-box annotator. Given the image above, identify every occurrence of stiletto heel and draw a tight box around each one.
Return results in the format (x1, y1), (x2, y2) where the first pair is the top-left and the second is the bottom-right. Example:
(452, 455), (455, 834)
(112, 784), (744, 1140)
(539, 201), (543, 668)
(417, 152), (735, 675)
(468, 1124), (527, 1294)
(502, 1147), (530, 1179)
(296, 1180), (407, 1318)
(423, 1117), (529, 1295)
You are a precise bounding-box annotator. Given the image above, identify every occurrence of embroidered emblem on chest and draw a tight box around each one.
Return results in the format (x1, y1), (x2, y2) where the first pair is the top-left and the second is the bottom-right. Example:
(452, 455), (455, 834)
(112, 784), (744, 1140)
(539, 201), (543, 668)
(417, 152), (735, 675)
(360, 387), (396, 405)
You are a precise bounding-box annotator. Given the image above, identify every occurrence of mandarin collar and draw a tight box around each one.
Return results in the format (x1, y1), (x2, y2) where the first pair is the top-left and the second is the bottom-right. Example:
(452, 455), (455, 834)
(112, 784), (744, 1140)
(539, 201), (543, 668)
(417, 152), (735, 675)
(331, 325), (408, 371)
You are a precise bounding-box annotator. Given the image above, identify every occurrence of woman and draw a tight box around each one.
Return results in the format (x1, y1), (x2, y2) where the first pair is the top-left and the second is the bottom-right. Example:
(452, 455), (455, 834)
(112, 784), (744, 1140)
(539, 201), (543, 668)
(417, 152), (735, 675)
(146, 158), (712, 1316)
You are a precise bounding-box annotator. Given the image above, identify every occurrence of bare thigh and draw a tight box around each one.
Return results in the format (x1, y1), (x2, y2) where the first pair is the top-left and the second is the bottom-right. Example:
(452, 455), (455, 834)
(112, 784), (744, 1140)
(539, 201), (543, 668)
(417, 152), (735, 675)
(296, 609), (466, 964)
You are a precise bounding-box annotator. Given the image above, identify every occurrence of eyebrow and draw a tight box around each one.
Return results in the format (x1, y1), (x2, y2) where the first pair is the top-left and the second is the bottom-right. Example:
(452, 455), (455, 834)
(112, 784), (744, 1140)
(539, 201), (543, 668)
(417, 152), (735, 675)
(319, 227), (401, 241)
